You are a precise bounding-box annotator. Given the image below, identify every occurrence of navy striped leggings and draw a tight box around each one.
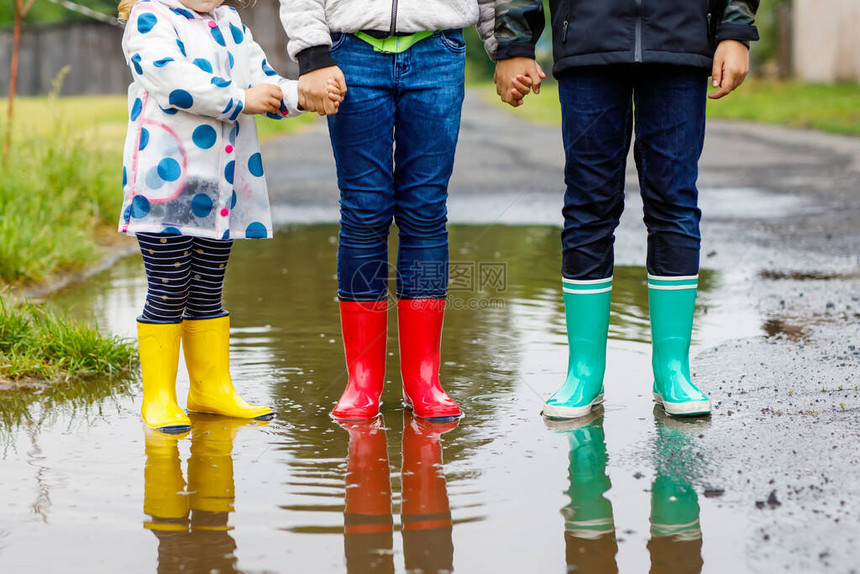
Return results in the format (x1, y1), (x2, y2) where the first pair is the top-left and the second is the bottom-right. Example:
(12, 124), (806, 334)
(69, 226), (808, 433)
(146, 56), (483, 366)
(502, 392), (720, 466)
(137, 233), (232, 324)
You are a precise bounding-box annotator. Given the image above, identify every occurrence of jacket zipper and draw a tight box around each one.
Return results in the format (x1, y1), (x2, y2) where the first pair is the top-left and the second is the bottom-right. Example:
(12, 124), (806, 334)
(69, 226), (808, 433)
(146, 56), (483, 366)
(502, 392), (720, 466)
(561, 0), (570, 43)
(634, 0), (642, 62)
(389, 0), (398, 36)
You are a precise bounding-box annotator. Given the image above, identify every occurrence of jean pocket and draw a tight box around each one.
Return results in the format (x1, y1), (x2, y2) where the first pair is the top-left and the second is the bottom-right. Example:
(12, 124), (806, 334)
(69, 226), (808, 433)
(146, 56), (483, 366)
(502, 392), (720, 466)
(330, 32), (347, 52)
(437, 29), (466, 53)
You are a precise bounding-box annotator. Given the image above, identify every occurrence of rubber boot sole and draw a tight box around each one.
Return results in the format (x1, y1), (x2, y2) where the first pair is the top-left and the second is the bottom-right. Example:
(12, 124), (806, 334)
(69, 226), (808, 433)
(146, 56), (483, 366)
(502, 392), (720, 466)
(653, 393), (711, 417)
(542, 394), (604, 420)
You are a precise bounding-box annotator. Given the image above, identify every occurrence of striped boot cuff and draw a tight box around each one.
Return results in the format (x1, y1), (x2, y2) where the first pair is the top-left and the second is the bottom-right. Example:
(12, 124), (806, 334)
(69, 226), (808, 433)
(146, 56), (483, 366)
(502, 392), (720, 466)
(647, 274), (698, 291)
(562, 277), (613, 295)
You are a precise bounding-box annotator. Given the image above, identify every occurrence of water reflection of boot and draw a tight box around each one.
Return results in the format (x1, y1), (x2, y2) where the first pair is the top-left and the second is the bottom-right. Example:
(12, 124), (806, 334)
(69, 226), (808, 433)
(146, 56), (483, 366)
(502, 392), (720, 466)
(401, 411), (457, 573)
(545, 411), (618, 573)
(648, 412), (704, 574)
(142, 427), (190, 573)
(338, 417), (395, 574)
(186, 415), (253, 574)
(143, 426), (190, 531)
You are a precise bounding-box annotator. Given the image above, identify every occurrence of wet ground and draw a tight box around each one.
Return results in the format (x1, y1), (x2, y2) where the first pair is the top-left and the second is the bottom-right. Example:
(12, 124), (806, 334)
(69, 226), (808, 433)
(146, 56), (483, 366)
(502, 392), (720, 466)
(1, 91), (859, 573)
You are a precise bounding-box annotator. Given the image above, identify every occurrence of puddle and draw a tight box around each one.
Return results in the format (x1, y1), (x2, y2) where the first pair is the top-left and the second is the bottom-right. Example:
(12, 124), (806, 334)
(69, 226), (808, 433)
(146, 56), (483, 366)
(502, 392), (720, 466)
(0, 224), (767, 573)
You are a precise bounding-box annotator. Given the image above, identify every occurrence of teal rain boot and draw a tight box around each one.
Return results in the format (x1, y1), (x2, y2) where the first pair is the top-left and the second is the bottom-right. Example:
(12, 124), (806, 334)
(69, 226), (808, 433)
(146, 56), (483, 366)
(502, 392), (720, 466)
(543, 278), (612, 420)
(648, 275), (710, 416)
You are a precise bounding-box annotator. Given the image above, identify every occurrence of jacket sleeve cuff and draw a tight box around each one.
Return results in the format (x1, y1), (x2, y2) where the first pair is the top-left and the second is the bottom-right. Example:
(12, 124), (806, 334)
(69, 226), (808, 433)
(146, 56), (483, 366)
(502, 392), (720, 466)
(494, 42), (536, 61)
(279, 81), (303, 118)
(297, 45), (337, 76)
(716, 23), (759, 44)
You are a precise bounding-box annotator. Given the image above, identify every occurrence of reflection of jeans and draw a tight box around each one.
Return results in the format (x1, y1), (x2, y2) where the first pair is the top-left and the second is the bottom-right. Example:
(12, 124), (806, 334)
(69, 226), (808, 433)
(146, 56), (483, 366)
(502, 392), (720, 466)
(558, 65), (707, 279)
(327, 31), (466, 301)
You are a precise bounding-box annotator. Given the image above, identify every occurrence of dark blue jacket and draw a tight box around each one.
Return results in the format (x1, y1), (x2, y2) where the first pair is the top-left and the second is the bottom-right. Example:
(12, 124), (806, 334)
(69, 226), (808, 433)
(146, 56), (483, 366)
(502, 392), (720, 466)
(494, 0), (759, 76)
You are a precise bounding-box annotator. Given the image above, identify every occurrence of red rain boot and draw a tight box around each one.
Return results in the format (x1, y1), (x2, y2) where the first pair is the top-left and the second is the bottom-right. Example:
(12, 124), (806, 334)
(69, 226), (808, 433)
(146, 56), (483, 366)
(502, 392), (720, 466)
(401, 411), (457, 571)
(398, 299), (462, 420)
(332, 300), (389, 420)
(338, 418), (394, 573)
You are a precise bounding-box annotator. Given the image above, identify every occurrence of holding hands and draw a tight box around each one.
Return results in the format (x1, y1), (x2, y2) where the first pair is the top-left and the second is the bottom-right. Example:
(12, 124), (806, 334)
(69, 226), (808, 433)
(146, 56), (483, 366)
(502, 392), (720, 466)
(243, 84), (287, 115)
(494, 57), (546, 107)
(298, 66), (348, 116)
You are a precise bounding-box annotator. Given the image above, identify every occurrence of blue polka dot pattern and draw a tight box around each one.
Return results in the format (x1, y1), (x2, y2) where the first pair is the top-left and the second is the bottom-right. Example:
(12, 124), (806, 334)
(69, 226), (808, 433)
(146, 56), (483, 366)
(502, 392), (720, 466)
(211, 76), (232, 88)
(192, 124), (217, 149)
(248, 153), (264, 177)
(191, 193), (214, 218)
(161, 226), (181, 235)
(145, 168), (165, 189)
(229, 99), (243, 121)
(157, 158), (182, 182)
(153, 57), (174, 67)
(246, 222), (267, 238)
(131, 53), (143, 75)
(193, 58), (213, 73)
(159, 106), (178, 116)
(122, 167), (127, 187)
(130, 98), (142, 121)
(228, 52), (234, 69)
(222, 99), (234, 115)
(169, 7), (195, 19)
(211, 26), (226, 46)
(137, 13), (157, 34)
(221, 230), (231, 240)
(261, 59), (278, 77)
(231, 190), (237, 209)
(122, 205), (132, 223)
(168, 89), (194, 109)
(229, 125), (238, 145)
(139, 128), (150, 151)
(230, 24), (244, 44)
(176, 39), (186, 56)
(131, 195), (151, 218)
(225, 161), (235, 184)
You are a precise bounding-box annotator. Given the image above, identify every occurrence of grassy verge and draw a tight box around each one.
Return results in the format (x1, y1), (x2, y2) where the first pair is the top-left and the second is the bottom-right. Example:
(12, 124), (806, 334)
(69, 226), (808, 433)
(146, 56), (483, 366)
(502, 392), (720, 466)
(0, 94), (316, 286)
(484, 79), (860, 136)
(0, 296), (136, 384)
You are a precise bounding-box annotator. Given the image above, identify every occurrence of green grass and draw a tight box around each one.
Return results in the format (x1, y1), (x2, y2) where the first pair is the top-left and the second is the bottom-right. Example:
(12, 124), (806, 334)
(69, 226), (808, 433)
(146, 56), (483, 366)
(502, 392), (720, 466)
(0, 106), (120, 284)
(0, 93), (316, 286)
(0, 296), (137, 384)
(485, 79), (860, 136)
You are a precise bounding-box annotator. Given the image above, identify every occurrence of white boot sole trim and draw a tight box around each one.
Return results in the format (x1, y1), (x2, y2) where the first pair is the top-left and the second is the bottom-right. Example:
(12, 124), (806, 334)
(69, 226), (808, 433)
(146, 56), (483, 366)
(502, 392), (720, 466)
(542, 394), (604, 420)
(653, 393), (711, 416)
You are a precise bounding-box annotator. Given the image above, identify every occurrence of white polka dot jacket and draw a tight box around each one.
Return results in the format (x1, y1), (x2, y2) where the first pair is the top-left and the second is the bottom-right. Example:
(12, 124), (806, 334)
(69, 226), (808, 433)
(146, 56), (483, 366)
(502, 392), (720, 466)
(119, 0), (302, 240)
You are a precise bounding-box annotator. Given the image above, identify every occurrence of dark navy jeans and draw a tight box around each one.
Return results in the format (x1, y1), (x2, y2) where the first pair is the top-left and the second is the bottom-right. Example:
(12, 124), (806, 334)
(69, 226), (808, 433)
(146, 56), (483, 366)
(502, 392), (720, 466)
(558, 65), (708, 279)
(327, 31), (466, 301)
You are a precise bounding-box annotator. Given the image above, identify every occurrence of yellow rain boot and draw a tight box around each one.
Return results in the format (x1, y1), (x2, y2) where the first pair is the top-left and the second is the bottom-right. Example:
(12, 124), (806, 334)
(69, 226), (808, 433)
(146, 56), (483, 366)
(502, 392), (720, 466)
(182, 316), (274, 420)
(138, 321), (192, 433)
(143, 427), (190, 532)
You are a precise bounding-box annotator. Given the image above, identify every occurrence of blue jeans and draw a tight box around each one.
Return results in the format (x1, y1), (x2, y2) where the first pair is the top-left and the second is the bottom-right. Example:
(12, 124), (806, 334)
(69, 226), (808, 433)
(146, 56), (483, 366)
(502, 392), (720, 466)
(558, 65), (707, 279)
(327, 31), (466, 301)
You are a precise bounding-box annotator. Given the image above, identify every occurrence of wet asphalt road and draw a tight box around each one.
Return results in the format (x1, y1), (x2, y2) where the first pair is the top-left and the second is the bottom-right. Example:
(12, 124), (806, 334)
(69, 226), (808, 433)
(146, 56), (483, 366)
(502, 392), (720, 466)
(262, 89), (860, 572)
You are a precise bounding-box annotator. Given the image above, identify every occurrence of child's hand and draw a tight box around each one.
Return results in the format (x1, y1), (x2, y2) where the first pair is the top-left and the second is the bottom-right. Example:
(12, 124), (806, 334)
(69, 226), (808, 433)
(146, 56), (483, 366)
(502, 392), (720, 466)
(494, 57), (545, 108)
(243, 84), (283, 115)
(326, 78), (345, 110)
(709, 40), (750, 100)
(298, 66), (347, 116)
